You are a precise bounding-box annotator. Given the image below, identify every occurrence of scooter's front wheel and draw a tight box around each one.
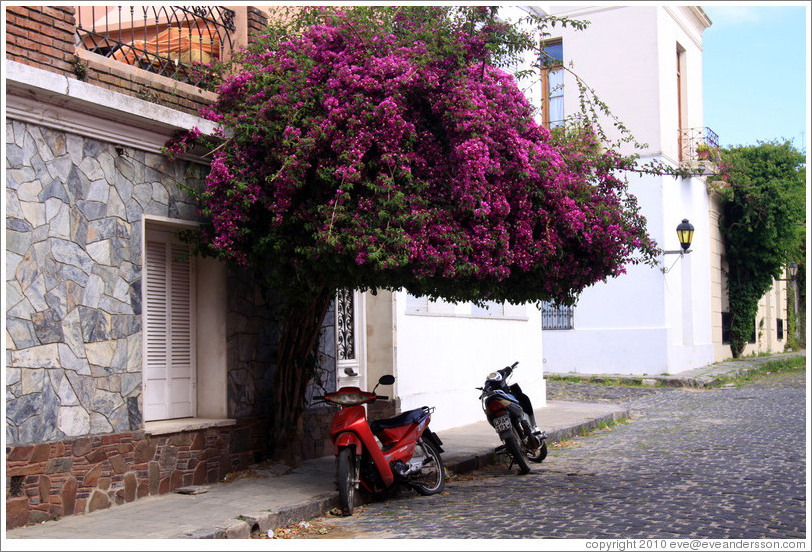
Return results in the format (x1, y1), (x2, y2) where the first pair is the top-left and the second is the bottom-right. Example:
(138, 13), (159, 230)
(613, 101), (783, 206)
(337, 447), (357, 516)
(409, 438), (445, 495)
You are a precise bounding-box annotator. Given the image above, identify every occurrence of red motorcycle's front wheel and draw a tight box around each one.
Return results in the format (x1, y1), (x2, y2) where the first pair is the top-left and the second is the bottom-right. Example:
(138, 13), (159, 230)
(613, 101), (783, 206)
(337, 447), (358, 516)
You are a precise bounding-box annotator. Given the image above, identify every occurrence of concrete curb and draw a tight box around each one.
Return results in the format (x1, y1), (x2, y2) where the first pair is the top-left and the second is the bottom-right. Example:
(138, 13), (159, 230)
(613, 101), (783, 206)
(174, 494), (342, 539)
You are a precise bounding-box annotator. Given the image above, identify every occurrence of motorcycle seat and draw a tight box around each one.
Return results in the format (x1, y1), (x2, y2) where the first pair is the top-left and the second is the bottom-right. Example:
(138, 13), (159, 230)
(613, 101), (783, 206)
(370, 407), (429, 434)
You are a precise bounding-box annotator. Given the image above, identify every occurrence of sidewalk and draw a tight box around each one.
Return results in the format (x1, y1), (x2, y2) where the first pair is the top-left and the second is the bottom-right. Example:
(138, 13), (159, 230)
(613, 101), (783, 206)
(5, 350), (804, 540)
(545, 350), (807, 388)
(5, 400), (627, 540)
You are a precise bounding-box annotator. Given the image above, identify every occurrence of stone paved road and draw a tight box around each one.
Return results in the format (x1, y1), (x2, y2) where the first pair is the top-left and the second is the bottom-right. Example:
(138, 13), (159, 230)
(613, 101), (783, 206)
(282, 370), (807, 539)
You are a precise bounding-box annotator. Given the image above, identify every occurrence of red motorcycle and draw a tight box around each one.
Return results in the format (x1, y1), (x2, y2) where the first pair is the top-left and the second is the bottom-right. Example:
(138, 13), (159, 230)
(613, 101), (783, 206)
(315, 375), (446, 515)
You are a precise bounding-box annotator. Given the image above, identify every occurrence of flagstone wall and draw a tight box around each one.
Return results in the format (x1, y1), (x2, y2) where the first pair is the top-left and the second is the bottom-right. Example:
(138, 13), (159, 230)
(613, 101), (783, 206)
(5, 120), (283, 529)
(6, 120), (199, 443)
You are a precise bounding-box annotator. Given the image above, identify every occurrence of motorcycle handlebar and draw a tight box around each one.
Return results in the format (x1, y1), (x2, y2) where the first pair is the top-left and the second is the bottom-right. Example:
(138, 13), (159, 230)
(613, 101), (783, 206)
(502, 361), (519, 375)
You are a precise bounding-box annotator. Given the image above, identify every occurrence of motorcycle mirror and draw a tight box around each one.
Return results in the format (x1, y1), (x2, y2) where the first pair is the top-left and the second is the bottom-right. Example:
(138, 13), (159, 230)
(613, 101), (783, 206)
(378, 375), (395, 386)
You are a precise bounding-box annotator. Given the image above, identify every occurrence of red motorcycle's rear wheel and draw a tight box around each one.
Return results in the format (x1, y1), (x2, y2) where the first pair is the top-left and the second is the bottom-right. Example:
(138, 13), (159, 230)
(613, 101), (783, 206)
(408, 438), (445, 495)
(337, 448), (358, 515)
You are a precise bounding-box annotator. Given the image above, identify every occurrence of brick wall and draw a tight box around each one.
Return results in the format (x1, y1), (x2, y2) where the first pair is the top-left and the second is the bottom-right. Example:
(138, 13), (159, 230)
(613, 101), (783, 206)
(5, 419), (270, 530)
(5, 5), (219, 117)
(75, 50), (217, 117)
(5, 5), (76, 78)
(5, 6), (271, 118)
(247, 6), (270, 36)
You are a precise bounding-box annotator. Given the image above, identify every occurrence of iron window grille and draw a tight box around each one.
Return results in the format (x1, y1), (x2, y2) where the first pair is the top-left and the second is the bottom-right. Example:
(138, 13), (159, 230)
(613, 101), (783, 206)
(541, 301), (573, 330)
(721, 312), (756, 344)
(76, 5), (235, 87)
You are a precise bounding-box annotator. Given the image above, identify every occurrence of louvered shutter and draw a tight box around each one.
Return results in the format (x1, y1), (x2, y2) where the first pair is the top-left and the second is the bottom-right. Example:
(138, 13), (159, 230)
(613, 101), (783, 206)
(144, 228), (196, 421)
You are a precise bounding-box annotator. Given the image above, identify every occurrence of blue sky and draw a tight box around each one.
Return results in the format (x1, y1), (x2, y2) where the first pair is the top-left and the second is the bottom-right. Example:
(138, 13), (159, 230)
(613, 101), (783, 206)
(701, 4), (809, 151)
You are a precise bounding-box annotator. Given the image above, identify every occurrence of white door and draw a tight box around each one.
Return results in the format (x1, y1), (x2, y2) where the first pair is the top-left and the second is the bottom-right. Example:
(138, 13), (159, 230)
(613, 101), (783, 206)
(143, 227), (196, 421)
(335, 289), (366, 390)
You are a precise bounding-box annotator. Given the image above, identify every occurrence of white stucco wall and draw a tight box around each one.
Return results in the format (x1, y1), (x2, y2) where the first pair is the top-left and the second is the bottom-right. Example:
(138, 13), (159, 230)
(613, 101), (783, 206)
(539, 5), (716, 375)
(392, 291), (546, 432)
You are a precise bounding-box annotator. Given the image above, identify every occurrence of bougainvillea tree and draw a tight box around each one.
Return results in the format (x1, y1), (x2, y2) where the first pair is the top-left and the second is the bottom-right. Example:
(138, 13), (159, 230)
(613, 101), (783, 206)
(167, 6), (659, 463)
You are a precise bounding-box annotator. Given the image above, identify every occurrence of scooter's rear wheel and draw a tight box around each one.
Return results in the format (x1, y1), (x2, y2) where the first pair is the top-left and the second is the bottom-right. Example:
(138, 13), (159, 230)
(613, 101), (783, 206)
(337, 447), (357, 516)
(409, 438), (445, 495)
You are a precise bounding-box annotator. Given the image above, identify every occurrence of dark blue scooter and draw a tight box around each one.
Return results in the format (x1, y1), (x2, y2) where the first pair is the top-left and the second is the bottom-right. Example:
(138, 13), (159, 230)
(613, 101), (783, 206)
(477, 362), (547, 474)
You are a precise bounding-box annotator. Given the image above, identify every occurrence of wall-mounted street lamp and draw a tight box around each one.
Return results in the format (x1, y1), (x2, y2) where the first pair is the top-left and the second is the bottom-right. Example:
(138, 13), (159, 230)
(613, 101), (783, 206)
(676, 219), (695, 252)
(775, 261), (799, 282)
(662, 219), (695, 273)
(787, 261), (798, 281)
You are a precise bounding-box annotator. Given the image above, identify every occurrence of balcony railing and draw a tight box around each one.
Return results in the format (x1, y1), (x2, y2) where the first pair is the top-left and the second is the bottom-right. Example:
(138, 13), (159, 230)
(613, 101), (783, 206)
(76, 6), (235, 87)
(679, 126), (720, 164)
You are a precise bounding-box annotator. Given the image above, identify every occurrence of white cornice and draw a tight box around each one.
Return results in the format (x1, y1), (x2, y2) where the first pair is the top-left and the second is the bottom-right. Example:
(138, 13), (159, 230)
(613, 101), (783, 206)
(663, 5), (709, 50)
(4, 60), (218, 160)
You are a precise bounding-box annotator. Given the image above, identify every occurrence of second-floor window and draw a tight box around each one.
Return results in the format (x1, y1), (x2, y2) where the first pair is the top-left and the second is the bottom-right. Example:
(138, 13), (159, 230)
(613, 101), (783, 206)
(540, 41), (564, 128)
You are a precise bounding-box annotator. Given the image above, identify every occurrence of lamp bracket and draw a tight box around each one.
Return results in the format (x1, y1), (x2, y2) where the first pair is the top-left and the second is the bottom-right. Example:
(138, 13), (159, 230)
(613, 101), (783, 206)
(660, 249), (691, 274)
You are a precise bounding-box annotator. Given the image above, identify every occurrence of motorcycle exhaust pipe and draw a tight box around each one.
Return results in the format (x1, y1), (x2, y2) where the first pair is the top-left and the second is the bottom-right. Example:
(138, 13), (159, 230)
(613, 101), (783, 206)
(392, 459), (428, 477)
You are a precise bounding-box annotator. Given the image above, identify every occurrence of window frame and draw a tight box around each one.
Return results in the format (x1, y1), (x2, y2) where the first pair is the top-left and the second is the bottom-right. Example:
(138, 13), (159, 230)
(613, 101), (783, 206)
(540, 40), (564, 128)
(405, 293), (528, 321)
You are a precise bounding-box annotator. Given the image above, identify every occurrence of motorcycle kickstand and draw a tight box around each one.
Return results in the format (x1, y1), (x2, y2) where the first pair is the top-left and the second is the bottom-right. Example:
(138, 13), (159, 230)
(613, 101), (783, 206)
(493, 444), (517, 469)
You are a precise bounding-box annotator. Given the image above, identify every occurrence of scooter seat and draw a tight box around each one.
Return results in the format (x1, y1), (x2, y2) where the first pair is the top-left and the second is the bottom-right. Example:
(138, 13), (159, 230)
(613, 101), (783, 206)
(370, 407), (429, 434)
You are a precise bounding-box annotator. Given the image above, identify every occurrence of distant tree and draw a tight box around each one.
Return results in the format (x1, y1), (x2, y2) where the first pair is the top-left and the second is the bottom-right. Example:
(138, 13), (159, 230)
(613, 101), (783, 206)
(717, 140), (806, 357)
(167, 6), (660, 465)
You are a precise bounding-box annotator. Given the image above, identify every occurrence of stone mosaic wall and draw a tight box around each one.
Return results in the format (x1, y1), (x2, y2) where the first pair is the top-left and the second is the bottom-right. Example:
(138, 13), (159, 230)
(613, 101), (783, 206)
(5, 119), (203, 445)
(5, 117), (337, 528)
(226, 271), (282, 419)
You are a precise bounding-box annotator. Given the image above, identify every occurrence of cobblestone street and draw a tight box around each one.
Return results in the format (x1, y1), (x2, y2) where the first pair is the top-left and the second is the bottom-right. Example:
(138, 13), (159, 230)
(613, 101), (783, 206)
(287, 371), (807, 539)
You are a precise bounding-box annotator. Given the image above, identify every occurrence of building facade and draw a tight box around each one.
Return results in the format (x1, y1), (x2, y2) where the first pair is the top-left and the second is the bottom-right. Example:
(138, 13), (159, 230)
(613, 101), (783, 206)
(4, 5), (288, 529)
(537, 5), (788, 377)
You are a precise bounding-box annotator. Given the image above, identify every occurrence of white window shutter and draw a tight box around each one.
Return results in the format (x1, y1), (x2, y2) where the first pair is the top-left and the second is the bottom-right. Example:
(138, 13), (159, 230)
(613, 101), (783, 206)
(168, 243), (195, 418)
(143, 229), (196, 421)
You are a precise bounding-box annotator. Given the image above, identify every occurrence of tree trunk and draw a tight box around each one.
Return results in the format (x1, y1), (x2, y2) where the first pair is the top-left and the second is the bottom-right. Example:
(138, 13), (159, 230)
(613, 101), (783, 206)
(270, 289), (333, 467)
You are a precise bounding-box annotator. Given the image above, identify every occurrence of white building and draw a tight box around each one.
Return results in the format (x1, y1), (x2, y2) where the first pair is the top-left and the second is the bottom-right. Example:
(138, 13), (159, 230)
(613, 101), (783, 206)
(534, 5), (788, 376)
(529, 5), (715, 376)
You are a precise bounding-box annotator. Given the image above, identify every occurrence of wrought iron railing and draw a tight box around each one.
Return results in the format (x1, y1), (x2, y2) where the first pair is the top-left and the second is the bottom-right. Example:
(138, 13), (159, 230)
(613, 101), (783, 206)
(76, 5), (235, 87)
(679, 126), (720, 164)
(541, 302), (574, 330)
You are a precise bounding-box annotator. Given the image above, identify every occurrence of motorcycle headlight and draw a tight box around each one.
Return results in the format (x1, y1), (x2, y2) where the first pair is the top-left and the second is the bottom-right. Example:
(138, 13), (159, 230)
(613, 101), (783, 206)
(324, 389), (375, 406)
(486, 372), (502, 382)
